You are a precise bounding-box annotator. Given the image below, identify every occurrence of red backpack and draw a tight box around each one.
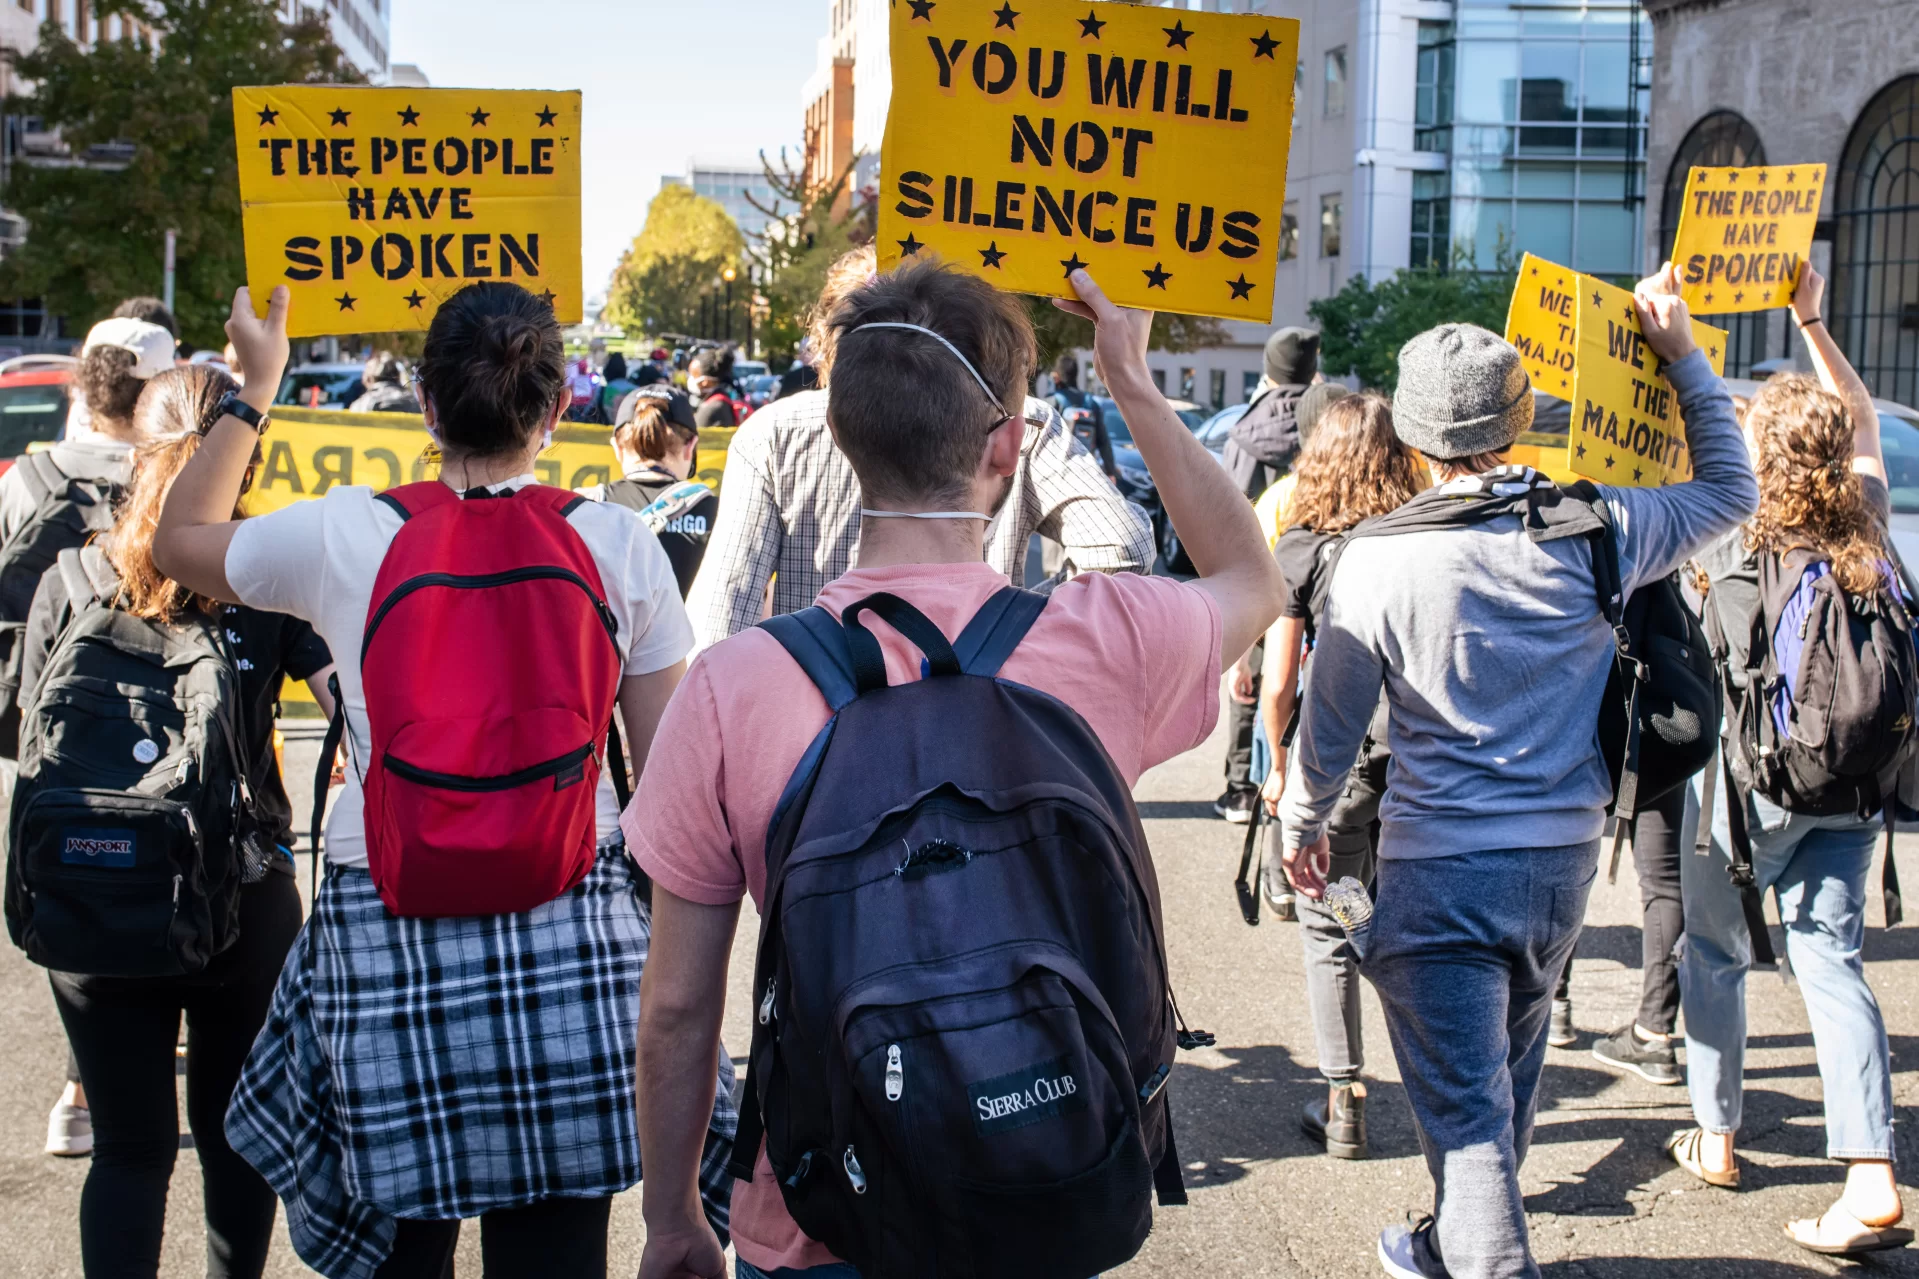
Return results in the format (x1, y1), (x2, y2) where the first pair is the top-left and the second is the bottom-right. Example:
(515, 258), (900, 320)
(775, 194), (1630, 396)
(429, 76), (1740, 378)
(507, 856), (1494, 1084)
(347, 482), (624, 918)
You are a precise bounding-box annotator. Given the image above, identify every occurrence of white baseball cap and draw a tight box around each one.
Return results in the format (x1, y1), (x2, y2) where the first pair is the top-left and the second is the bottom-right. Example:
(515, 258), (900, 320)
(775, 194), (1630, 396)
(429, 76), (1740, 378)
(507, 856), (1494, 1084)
(82, 317), (175, 380)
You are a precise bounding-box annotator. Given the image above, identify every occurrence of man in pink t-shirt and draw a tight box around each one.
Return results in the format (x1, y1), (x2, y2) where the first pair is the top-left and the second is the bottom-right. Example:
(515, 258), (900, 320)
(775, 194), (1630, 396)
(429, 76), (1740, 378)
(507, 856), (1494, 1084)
(629, 260), (1283, 1279)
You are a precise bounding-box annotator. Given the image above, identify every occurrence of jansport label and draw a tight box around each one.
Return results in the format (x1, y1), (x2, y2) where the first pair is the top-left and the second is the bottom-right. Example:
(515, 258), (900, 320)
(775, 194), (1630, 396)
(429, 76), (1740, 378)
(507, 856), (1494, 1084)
(60, 829), (137, 869)
(968, 1054), (1088, 1136)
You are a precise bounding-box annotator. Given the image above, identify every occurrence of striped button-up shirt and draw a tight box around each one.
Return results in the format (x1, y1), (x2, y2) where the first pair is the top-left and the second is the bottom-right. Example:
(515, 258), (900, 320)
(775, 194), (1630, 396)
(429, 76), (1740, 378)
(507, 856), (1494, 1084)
(686, 389), (1156, 651)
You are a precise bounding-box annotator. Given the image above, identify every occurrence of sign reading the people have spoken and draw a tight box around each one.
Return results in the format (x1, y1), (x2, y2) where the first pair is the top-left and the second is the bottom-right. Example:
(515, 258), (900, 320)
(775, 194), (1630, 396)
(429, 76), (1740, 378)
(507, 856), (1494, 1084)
(878, 0), (1298, 322)
(1505, 253), (1583, 400)
(1671, 164), (1825, 315)
(232, 87), (582, 338)
(1568, 275), (1726, 488)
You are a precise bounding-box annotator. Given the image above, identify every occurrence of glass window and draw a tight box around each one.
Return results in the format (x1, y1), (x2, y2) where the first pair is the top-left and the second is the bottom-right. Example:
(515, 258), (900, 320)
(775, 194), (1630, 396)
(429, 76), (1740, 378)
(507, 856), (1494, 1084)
(1578, 163), (1628, 200)
(1210, 369), (1227, 411)
(1324, 47), (1347, 118)
(1514, 201), (1574, 264)
(1178, 368), (1196, 401)
(1453, 41), (1519, 124)
(1516, 164), (1575, 197)
(1581, 41), (1630, 123)
(1455, 1), (1520, 38)
(1150, 368), (1165, 394)
(1518, 43), (1579, 122)
(1415, 23), (1455, 129)
(1243, 371), (1262, 403)
(1320, 195), (1343, 257)
(1575, 201), (1638, 275)
(1458, 198), (1513, 266)
(1278, 204), (1300, 261)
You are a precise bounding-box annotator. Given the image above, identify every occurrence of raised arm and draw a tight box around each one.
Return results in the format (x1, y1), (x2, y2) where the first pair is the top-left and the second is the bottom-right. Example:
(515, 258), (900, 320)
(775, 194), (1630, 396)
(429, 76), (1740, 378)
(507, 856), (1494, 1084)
(1791, 264), (1884, 482)
(152, 287), (291, 600)
(1055, 271), (1283, 667)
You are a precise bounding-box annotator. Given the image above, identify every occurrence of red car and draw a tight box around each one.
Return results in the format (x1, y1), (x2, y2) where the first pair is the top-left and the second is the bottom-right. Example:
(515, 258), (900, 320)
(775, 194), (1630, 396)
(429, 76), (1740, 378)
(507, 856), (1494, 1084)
(0, 355), (76, 473)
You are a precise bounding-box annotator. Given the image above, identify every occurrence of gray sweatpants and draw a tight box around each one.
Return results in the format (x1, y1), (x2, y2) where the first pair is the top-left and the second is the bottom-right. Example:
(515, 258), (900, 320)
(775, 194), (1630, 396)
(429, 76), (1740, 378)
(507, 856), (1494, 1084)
(1365, 841), (1600, 1279)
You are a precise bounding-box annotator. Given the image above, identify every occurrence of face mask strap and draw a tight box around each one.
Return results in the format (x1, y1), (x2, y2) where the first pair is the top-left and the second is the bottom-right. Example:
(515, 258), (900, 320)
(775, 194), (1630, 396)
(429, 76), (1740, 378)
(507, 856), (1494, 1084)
(847, 322), (1011, 429)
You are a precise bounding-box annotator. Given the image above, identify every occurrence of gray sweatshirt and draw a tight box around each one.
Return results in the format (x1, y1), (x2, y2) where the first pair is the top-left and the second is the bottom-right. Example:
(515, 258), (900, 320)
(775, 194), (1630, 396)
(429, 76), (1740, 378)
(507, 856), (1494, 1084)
(1278, 351), (1759, 859)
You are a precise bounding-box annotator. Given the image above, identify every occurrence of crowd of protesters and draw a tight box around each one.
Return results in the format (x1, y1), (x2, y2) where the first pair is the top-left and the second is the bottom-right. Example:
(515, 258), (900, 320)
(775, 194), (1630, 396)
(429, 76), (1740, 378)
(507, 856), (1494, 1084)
(0, 237), (1906, 1279)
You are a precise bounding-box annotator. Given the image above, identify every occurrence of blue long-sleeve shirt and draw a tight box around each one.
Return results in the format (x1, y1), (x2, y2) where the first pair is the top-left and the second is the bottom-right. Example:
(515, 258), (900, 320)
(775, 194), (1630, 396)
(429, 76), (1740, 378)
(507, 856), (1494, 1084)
(1278, 351), (1759, 859)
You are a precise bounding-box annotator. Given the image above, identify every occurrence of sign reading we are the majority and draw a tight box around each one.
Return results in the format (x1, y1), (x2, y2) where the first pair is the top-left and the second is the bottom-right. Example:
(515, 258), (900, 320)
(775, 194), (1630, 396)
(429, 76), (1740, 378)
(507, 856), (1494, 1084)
(232, 87), (582, 338)
(878, 0), (1298, 322)
(1505, 253), (1582, 400)
(1671, 164), (1826, 315)
(1569, 274), (1727, 488)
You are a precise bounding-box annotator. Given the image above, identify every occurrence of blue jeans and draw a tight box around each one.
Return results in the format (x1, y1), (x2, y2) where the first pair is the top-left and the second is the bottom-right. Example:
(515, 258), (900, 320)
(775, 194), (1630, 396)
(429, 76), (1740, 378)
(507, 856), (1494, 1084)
(1365, 841), (1600, 1279)
(1677, 777), (1895, 1160)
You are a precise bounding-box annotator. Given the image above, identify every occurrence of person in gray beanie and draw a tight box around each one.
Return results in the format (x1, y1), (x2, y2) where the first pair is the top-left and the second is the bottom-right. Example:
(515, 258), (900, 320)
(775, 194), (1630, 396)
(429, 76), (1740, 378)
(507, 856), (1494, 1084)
(1277, 268), (1758, 1279)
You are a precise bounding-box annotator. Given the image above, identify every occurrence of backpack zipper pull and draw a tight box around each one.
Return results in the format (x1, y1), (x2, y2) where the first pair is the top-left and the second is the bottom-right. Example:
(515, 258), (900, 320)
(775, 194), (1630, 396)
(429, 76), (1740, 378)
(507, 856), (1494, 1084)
(758, 978), (777, 1025)
(885, 1044), (903, 1101)
(842, 1145), (867, 1194)
(782, 1150), (815, 1190)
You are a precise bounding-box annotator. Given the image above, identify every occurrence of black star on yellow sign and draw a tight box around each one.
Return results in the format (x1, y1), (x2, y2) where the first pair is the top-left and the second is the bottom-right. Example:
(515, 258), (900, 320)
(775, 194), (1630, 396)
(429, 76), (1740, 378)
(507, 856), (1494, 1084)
(1061, 253), (1088, 278)
(1143, 263), (1172, 290)
(335, 293), (357, 312)
(906, 0), (935, 19)
(328, 107), (351, 127)
(992, 3), (1018, 30)
(1709, 345), (1719, 360)
(1633, 467), (1644, 481)
(469, 107), (491, 127)
(1592, 291), (1603, 308)
(1163, 20), (1192, 49)
(538, 290), (557, 308)
(403, 290), (426, 309)
(1727, 171), (1740, 183)
(899, 233), (924, 256)
(1604, 454), (1615, 468)
(979, 242), (1007, 269)
(1576, 442), (1587, 459)
(536, 105), (557, 127)
(1077, 9), (1105, 38)
(1227, 274), (1255, 300)
(397, 105), (420, 126)
(256, 105), (279, 126)
(1758, 170), (1769, 183)
(1250, 29), (1281, 59)
(1787, 170), (1797, 183)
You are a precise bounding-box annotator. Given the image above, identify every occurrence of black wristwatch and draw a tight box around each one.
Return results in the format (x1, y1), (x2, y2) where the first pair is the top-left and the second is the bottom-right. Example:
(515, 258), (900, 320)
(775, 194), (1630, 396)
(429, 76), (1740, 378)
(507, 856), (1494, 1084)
(216, 392), (271, 436)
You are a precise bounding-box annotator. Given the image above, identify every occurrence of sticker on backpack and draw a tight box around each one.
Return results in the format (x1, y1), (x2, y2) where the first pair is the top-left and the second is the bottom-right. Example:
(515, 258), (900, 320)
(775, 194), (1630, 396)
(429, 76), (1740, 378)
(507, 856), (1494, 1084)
(969, 1054), (1089, 1136)
(132, 739), (160, 764)
(59, 829), (136, 868)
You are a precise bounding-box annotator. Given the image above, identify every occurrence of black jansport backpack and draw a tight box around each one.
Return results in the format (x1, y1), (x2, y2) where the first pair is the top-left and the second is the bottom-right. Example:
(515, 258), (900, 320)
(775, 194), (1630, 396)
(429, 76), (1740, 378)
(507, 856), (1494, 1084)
(5, 548), (263, 977)
(729, 588), (1203, 1279)
(0, 453), (124, 757)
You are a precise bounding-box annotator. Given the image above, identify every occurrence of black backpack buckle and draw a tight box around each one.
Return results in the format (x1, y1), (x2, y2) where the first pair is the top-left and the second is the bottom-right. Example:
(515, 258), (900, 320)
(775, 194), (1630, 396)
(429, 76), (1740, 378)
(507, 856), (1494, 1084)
(1727, 862), (1757, 890)
(1176, 1028), (1216, 1051)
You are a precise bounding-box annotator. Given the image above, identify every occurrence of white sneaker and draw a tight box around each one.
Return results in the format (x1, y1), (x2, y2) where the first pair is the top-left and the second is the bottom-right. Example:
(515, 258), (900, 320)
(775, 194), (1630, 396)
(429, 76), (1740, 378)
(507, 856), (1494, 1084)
(46, 1099), (91, 1158)
(1378, 1218), (1438, 1278)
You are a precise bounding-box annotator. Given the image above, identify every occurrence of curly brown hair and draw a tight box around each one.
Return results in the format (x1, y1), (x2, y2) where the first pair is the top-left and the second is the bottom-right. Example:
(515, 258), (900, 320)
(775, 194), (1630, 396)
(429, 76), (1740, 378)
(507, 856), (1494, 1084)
(1285, 393), (1425, 534)
(1743, 373), (1885, 595)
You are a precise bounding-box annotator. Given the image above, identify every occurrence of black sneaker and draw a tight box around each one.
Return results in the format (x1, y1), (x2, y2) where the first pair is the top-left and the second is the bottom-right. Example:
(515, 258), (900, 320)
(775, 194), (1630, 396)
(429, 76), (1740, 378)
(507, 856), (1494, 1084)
(1547, 998), (1576, 1048)
(1213, 788), (1256, 824)
(1302, 1084), (1368, 1160)
(1592, 1024), (1682, 1085)
(1261, 864), (1297, 922)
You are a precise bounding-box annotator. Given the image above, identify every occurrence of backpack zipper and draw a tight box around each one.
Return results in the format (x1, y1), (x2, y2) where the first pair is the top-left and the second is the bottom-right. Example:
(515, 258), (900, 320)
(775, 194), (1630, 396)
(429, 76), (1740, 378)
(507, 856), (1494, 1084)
(884, 1044), (903, 1101)
(360, 567), (620, 665)
(382, 742), (594, 793)
(842, 1145), (867, 1194)
(759, 977), (777, 1025)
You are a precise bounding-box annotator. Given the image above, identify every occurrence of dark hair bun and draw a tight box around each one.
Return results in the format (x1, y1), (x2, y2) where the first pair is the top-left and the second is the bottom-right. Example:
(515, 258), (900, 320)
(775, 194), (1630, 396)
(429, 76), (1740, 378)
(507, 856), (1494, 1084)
(416, 283), (566, 458)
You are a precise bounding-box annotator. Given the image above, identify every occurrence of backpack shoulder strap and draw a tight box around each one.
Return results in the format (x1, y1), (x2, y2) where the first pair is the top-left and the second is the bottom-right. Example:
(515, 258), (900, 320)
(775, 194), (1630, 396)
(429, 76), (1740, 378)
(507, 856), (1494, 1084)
(374, 481), (458, 521)
(952, 586), (1048, 677)
(53, 547), (97, 610)
(17, 452), (63, 506)
(1564, 481), (1626, 628)
(760, 606), (862, 712)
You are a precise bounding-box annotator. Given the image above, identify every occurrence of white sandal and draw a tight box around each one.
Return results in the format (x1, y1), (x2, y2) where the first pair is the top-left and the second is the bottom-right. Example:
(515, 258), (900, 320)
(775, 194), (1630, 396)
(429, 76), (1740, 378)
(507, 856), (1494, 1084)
(1786, 1206), (1913, 1256)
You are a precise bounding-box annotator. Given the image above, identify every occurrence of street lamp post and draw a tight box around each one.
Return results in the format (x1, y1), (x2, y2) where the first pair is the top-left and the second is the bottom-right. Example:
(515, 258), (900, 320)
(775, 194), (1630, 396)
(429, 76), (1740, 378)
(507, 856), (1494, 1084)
(722, 266), (737, 344)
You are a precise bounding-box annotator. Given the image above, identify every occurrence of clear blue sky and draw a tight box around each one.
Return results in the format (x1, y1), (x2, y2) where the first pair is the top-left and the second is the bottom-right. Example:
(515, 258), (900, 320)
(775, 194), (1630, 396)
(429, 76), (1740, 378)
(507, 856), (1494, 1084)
(389, 0), (820, 300)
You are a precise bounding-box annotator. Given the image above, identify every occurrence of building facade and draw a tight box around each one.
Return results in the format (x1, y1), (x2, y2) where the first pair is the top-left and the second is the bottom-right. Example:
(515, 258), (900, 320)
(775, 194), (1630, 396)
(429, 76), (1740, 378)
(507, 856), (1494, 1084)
(661, 161), (789, 243)
(273, 0), (391, 80)
(1645, 0), (1919, 404)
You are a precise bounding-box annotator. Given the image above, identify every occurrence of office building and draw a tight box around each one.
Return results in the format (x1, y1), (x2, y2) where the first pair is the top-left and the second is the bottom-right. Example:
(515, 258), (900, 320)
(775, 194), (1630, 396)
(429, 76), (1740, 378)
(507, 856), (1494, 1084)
(273, 0), (391, 80)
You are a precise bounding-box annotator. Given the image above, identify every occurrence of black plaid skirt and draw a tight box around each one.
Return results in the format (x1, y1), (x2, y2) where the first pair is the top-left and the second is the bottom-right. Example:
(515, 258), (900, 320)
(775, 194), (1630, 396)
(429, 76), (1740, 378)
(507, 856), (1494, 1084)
(226, 844), (736, 1279)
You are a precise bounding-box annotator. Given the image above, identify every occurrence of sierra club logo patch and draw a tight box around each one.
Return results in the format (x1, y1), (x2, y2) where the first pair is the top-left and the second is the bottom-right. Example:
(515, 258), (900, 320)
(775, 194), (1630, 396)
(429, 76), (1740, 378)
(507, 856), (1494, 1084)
(969, 1055), (1088, 1136)
(60, 829), (137, 868)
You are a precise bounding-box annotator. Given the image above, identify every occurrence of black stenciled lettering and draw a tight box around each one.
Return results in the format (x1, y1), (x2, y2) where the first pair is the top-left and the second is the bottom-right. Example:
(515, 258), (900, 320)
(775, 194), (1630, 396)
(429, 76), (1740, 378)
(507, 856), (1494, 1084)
(363, 448), (402, 491)
(1219, 210), (1261, 258)
(928, 36), (970, 88)
(530, 138), (554, 174)
(1011, 115), (1056, 166)
(1175, 203), (1213, 252)
(1121, 128), (1153, 178)
(1031, 186), (1075, 235)
(1075, 190), (1117, 243)
(346, 187), (375, 219)
(502, 138), (529, 174)
(330, 138), (359, 177)
(500, 233), (540, 277)
(283, 236), (323, 281)
(450, 189), (474, 220)
(410, 188), (444, 218)
(1152, 61), (1170, 113)
(994, 181), (1026, 229)
(942, 174), (958, 222)
(1124, 197), (1156, 247)
(434, 137), (469, 176)
(972, 41), (1017, 94)
(1062, 121), (1109, 174)
(330, 235), (364, 280)
(384, 188), (412, 220)
(372, 232), (415, 279)
(1086, 55), (1146, 109)
(896, 171), (936, 218)
(402, 137), (427, 175)
(471, 137), (500, 175)
(420, 233), (455, 278)
(1027, 47), (1065, 99)
(463, 233), (492, 277)
(260, 138), (293, 175)
(312, 446), (353, 494)
(260, 440), (303, 493)
(297, 138), (326, 176)
(372, 137), (399, 175)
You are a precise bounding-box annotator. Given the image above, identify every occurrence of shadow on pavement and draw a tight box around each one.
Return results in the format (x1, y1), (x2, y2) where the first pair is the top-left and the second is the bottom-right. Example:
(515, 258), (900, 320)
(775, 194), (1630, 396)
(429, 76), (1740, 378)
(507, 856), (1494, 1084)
(1540, 1259), (1849, 1277)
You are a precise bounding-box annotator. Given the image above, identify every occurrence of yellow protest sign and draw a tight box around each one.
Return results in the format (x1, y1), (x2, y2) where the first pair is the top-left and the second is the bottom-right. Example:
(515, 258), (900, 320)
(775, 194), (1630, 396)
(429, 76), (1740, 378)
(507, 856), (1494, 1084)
(1568, 276), (1726, 488)
(878, 0), (1298, 322)
(232, 87), (583, 338)
(1672, 164), (1825, 315)
(1505, 253), (1581, 400)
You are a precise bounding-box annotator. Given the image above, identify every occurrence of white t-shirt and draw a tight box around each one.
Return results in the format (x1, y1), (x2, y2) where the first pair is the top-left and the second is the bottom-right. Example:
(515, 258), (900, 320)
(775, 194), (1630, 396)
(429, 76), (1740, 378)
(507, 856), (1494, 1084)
(225, 474), (693, 868)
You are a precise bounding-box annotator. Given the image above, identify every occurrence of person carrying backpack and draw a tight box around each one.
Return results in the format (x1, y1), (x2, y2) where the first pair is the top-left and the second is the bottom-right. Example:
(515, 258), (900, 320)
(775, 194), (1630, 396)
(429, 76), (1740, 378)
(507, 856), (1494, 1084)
(1665, 265), (1912, 1258)
(1254, 392), (1424, 1163)
(1221, 327), (1319, 502)
(579, 385), (719, 597)
(627, 259), (1282, 1279)
(151, 282), (737, 1279)
(1277, 264), (1757, 1279)
(6, 364), (336, 1278)
(1048, 353), (1118, 482)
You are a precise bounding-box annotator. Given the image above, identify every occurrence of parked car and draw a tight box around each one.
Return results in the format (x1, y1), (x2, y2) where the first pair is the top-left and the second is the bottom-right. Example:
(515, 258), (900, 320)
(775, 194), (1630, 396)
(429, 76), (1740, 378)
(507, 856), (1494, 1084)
(742, 373), (781, 412)
(733, 359), (770, 383)
(1092, 396), (1218, 574)
(0, 355), (76, 471)
(277, 362), (366, 408)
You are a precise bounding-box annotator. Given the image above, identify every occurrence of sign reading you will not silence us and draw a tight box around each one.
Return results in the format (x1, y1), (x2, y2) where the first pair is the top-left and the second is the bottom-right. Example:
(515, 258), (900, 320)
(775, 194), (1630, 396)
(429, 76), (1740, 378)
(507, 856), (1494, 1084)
(233, 87), (582, 338)
(1569, 274), (1726, 489)
(879, 0), (1298, 322)
(1671, 164), (1825, 316)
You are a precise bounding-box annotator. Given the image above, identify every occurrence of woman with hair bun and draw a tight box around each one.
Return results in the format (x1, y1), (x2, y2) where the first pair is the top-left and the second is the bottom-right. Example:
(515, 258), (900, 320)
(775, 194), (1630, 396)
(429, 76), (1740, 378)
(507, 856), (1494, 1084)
(151, 283), (734, 1278)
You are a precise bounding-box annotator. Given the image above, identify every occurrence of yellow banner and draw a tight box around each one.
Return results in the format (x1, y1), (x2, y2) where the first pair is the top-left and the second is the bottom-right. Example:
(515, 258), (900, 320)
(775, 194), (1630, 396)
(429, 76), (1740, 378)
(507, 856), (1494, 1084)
(1672, 164), (1825, 315)
(1568, 276), (1726, 488)
(1505, 253), (1581, 401)
(878, 0), (1297, 322)
(232, 86), (583, 338)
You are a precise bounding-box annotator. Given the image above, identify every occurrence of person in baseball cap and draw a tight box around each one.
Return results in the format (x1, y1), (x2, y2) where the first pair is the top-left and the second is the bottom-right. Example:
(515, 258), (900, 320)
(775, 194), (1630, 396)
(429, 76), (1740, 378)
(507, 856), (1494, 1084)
(82, 317), (178, 383)
(577, 383), (717, 596)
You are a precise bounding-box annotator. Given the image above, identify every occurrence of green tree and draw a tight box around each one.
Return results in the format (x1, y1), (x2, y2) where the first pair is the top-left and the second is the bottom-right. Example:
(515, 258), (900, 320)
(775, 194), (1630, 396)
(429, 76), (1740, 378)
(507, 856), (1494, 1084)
(1310, 261), (1520, 393)
(745, 145), (866, 370)
(1023, 300), (1227, 389)
(0, 0), (359, 348)
(605, 185), (745, 340)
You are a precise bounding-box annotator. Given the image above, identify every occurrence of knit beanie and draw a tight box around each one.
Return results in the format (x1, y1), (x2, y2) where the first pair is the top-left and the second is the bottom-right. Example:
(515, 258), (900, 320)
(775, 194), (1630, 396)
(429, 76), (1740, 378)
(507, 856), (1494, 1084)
(1391, 324), (1534, 460)
(1294, 383), (1352, 447)
(1263, 327), (1320, 386)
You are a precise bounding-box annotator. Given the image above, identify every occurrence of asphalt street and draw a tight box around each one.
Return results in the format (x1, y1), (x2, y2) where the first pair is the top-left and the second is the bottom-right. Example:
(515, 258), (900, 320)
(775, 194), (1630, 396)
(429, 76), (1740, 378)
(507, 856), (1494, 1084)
(0, 709), (1915, 1277)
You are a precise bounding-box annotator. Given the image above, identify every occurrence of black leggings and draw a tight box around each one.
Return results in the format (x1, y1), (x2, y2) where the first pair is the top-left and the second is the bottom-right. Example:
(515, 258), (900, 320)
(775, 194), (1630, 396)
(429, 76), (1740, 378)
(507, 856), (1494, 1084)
(1555, 785), (1685, 1034)
(374, 1196), (614, 1277)
(50, 871), (302, 1279)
